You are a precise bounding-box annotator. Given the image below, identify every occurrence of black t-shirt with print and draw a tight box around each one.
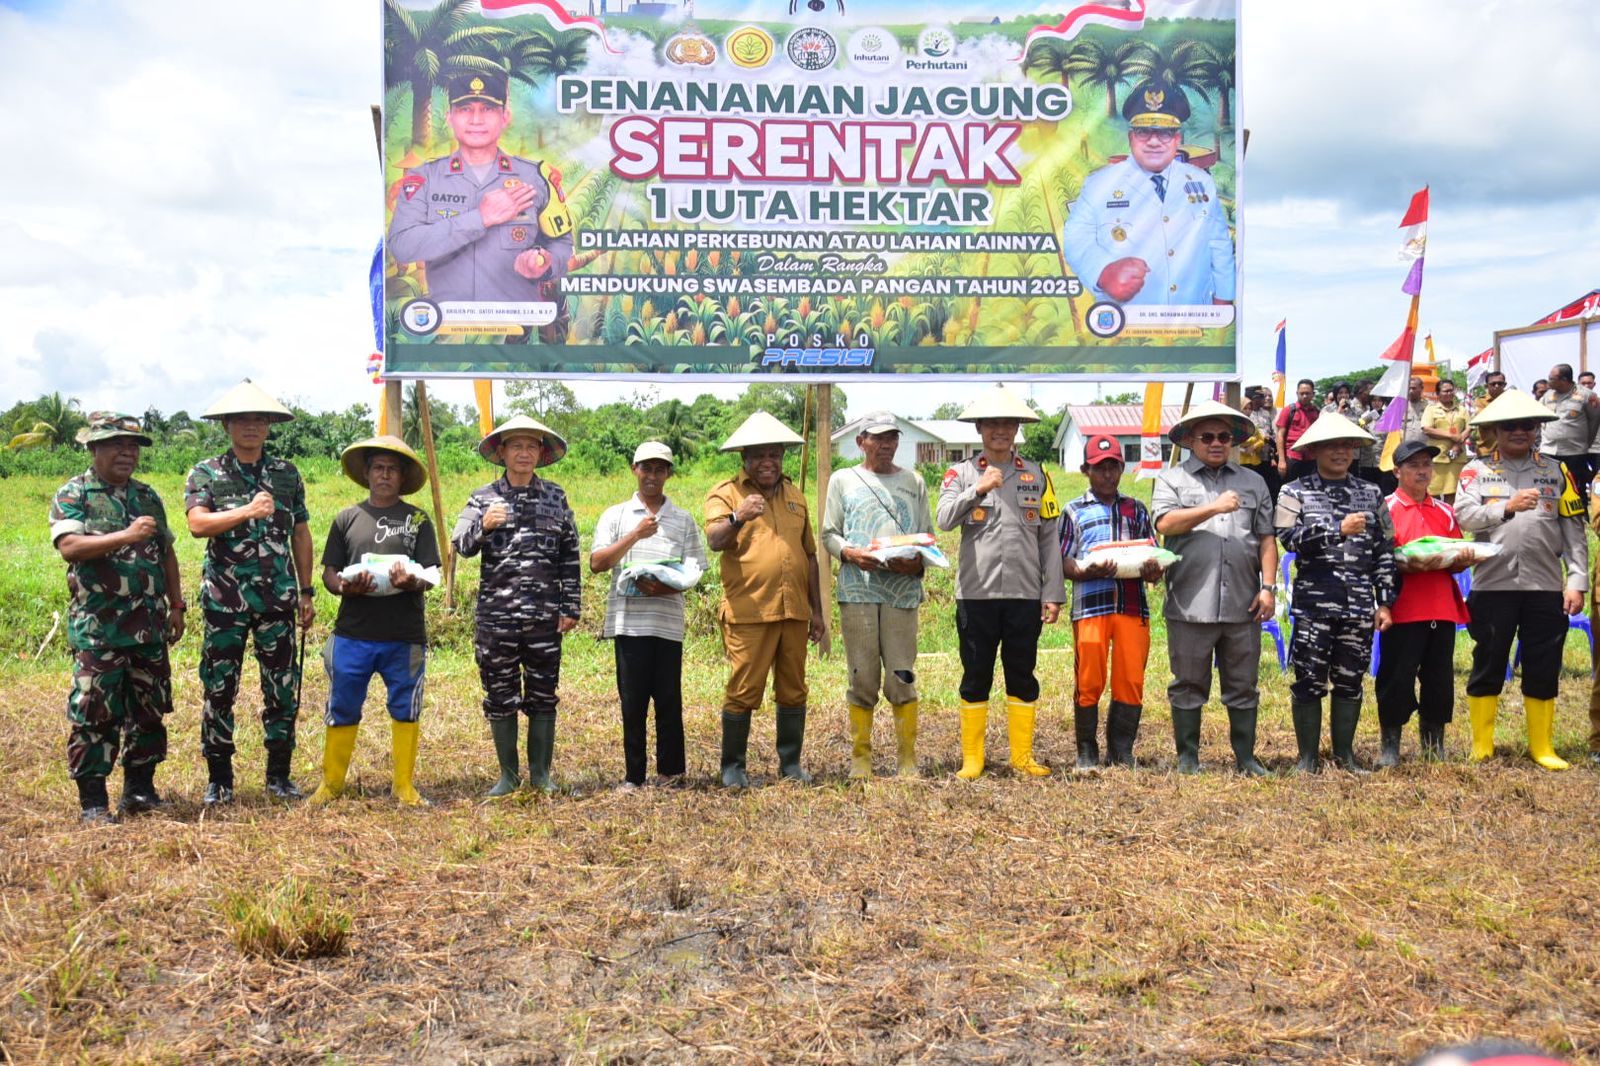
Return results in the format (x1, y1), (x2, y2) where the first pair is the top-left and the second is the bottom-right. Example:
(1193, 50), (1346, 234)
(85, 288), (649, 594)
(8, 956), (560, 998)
(320, 501), (440, 644)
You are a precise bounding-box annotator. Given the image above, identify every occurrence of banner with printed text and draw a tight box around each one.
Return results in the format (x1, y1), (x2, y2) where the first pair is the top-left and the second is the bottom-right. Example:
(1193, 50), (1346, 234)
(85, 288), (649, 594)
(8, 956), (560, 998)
(382, 0), (1240, 381)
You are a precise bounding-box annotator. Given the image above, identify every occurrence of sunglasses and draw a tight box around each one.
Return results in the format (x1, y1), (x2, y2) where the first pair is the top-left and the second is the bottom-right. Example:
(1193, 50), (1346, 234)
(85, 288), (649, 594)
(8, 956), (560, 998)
(1500, 421), (1537, 432)
(1192, 431), (1233, 444)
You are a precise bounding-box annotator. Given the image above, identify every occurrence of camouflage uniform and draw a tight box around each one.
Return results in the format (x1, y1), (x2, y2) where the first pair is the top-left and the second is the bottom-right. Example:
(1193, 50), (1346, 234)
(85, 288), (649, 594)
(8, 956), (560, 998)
(185, 451), (309, 759)
(452, 474), (580, 720)
(1276, 473), (1398, 701)
(50, 470), (177, 779)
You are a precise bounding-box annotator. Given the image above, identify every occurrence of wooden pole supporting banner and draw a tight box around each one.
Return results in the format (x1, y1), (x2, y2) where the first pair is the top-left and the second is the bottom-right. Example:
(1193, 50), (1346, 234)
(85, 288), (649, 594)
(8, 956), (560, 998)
(814, 384), (833, 658)
(381, 379), (402, 438)
(414, 382), (455, 610)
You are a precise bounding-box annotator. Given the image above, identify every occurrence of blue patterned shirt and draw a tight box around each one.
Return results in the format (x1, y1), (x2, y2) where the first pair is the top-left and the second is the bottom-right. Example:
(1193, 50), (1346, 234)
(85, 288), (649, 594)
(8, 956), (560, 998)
(1060, 490), (1153, 621)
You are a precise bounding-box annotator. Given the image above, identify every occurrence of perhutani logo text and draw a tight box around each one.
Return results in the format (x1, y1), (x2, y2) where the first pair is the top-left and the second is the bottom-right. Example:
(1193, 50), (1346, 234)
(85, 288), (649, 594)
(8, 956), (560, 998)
(761, 348), (876, 367)
(905, 58), (968, 71)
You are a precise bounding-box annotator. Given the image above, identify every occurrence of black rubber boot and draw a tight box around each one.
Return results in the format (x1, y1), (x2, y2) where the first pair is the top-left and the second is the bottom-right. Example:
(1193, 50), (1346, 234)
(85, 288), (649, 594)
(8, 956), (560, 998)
(1375, 724), (1403, 769)
(1073, 703), (1101, 771)
(120, 761), (163, 815)
(775, 705), (813, 782)
(720, 711), (752, 788)
(1330, 697), (1369, 774)
(1419, 721), (1446, 760)
(265, 748), (303, 801)
(203, 755), (235, 807)
(1105, 701), (1141, 768)
(1291, 699), (1323, 773)
(1226, 706), (1269, 777)
(77, 776), (114, 825)
(486, 717), (521, 797)
(526, 714), (556, 793)
(1172, 708), (1202, 774)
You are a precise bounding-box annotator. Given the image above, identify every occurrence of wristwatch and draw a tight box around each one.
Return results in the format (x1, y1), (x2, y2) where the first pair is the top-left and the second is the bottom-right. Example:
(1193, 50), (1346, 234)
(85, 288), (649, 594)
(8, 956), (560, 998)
(300, 586), (315, 596)
(727, 513), (742, 530)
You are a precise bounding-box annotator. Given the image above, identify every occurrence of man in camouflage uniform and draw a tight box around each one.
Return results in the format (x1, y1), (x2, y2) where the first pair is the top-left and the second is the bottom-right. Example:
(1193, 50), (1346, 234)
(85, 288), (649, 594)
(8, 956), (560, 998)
(1275, 413), (1397, 773)
(185, 381), (315, 804)
(453, 415), (580, 795)
(51, 413), (187, 824)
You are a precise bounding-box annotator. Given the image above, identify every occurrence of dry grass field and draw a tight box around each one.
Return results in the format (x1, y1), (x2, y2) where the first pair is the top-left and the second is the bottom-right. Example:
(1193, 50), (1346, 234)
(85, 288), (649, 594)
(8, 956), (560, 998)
(2, 465), (1598, 1064)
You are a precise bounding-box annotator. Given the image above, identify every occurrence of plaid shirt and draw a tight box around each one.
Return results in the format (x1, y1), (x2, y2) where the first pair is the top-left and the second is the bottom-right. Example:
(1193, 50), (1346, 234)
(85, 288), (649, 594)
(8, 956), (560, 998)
(1060, 490), (1152, 620)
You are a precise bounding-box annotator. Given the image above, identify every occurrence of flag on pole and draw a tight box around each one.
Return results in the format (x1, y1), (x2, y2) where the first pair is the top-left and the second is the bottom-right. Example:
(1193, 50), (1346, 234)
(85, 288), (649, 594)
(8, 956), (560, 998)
(1135, 383), (1165, 481)
(474, 381), (495, 436)
(1398, 186), (1428, 260)
(1272, 320), (1287, 407)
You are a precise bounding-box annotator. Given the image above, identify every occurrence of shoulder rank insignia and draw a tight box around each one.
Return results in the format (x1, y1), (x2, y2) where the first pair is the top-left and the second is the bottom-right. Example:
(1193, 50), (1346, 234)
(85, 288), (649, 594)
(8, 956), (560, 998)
(448, 156), (463, 173)
(498, 154), (513, 172)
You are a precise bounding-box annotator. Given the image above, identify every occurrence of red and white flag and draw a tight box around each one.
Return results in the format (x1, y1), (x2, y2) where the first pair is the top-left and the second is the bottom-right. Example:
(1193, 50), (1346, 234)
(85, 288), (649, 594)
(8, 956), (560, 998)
(1136, 382), (1164, 481)
(1398, 186), (1428, 261)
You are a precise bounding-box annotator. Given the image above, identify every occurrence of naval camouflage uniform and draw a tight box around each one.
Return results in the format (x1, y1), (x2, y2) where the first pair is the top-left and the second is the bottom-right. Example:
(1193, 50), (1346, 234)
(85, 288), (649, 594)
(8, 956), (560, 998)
(185, 451), (309, 761)
(1275, 473), (1398, 702)
(452, 475), (581, 720)
(50, 471), (177, 780)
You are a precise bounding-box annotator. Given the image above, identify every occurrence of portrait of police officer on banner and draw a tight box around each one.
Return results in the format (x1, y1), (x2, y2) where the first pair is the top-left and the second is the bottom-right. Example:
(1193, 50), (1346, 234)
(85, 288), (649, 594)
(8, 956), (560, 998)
(1062, 81), (1236, 309)
(387, 70), (574, 342)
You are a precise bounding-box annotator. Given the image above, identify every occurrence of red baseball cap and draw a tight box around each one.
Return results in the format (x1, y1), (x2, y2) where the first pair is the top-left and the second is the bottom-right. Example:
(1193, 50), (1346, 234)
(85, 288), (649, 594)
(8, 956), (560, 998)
(1084, 434), (1124, 466)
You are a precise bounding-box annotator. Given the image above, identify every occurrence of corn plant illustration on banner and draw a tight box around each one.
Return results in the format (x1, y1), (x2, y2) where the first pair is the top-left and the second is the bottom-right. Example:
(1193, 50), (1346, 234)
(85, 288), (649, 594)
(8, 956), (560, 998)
(381, 0), (1240, 381)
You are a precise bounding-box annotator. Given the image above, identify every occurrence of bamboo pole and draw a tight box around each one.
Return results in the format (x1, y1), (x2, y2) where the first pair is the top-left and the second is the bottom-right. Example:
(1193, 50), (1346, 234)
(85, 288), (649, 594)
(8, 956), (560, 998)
(415, 381), (455, 610)
(798, 386), (813, 493)
(814, 384), (833, 658)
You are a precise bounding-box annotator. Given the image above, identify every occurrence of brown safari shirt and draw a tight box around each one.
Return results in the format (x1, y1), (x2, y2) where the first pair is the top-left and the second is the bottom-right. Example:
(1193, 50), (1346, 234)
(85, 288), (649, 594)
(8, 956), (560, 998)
(705, 473), (816, 624)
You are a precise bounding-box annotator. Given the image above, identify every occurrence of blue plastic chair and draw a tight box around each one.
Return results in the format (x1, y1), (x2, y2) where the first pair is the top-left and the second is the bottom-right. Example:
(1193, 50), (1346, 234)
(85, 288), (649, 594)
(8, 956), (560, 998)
(1455, 569), (1471, 631)
(1506, 608), (1595, 681)
(1260, 552), (1293, 671)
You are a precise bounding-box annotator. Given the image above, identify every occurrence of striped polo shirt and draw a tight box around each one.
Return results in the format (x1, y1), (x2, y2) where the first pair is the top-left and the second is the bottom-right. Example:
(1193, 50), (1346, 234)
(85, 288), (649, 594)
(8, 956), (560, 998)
(593, 494), (707, 641)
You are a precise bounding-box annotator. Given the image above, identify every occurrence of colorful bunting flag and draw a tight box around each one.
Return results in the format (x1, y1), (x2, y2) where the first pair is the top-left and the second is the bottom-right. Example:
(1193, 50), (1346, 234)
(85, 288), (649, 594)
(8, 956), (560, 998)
(1136, 382), (1164, 481)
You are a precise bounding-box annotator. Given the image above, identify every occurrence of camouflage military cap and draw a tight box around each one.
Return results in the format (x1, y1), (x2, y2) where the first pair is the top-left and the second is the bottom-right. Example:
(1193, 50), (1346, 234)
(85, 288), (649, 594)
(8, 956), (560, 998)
(76, 412), (153, 447)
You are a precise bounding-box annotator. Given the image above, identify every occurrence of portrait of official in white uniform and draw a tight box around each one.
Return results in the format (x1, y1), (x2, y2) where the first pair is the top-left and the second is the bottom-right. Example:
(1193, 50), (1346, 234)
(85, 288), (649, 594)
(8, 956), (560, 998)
(1061, 82), (1236, 308)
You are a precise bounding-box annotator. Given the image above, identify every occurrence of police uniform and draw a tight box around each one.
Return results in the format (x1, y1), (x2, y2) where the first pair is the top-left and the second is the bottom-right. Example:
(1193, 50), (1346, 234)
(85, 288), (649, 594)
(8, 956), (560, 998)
(387, 72), (574, 339)
(453, 416), (579, 794)
(1457, 457), (1585, 705)
(1062, 83), (1235, 306)
(935, 386), (1066, 779)
(49, 413), (182, 821)
(1539, 383), (1600, 508)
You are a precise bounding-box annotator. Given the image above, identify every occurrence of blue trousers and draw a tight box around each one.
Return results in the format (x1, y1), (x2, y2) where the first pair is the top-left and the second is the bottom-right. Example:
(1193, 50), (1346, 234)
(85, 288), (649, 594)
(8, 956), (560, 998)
(322, 635), (426, 726)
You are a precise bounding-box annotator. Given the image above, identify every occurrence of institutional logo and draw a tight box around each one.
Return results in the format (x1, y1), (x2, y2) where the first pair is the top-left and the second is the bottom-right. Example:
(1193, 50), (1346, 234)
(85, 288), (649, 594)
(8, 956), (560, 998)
(1085, 301), (1126, 339)
(725, 25), (775, 69)
(786, 27), (838, 71)
(917, 26), (954, 58)
(847, 27), (897, 74)
(664, 32), (717, 66)
(399, 299), (442, 337)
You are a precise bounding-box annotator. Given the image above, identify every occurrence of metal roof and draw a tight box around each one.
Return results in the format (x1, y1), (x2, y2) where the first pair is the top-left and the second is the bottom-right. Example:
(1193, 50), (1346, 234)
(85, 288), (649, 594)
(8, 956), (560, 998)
(1061, 404), (1186, 438)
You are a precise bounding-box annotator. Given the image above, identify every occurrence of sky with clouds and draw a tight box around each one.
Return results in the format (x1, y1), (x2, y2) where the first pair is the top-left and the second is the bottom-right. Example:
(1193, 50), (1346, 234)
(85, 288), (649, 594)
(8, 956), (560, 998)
(1, 0), (1596, 424)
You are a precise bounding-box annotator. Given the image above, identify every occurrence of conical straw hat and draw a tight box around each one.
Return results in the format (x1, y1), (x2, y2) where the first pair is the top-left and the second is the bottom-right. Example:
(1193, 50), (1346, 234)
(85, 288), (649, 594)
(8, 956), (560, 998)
(1469, 388), (1555, 426)
(478, 415), (568, 466)
(202, 379), (294, 423)
(1293, 410), (1375, 449)
(1167, 399), (1254, 446)
(956, 384), (1039, 423)
(340, 435), (427, 495)
(719, 411), (805, 452)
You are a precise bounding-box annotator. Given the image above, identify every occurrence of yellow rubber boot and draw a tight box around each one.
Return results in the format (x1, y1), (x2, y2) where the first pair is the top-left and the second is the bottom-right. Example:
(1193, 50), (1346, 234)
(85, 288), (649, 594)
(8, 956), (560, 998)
(1467, 695), (1498, 762)
(391, 720), (429, 805)
(1523, 698), (1570, 772)
(1006, 697), (1052, 777)
(891, 701), (919, 777)
(307, 724), (358, 806)
(847, 705), (874, 780)
(956, 701), (987, 780)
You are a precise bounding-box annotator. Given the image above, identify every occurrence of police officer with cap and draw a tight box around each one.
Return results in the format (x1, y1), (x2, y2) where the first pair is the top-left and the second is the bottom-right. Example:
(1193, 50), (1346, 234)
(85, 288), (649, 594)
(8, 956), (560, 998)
(936, 385), (1066, 780)
(388, 70), (574, 340)
(1062, 81), (1236, 306)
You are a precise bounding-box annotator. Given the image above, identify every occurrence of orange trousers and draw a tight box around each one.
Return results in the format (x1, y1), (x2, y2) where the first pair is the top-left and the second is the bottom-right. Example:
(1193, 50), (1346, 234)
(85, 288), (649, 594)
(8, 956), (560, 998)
(1073, 614), (1150, 708)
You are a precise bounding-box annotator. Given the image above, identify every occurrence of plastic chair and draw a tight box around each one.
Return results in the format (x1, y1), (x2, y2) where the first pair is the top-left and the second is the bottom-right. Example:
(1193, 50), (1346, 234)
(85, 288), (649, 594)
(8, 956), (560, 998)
(1505, 609), (1595, 681)
(1257, 551), (1293, 671)
(1455, 569), (1471, 632)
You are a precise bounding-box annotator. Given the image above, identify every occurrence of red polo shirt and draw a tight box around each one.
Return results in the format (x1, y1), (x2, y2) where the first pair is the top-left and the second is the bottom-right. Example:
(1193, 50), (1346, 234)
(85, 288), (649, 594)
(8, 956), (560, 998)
(1385, 491), (1470, 625)
(1275, 403), (1320, 461)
